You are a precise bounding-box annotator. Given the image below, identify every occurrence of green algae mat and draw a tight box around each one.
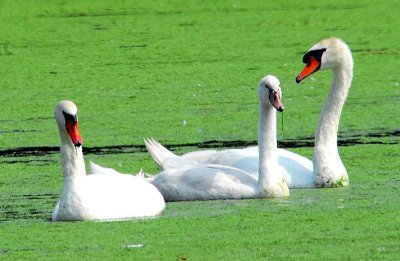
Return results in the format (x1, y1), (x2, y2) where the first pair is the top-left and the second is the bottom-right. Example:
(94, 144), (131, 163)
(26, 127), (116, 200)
(0, 1), (399, 260)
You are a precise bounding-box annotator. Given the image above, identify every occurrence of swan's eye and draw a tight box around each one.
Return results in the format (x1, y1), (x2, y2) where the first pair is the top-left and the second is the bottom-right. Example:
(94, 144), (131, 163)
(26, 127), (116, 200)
(265, 84), (273, 91)
(302, 48), (327, 64)
(63, 111), (78, 125)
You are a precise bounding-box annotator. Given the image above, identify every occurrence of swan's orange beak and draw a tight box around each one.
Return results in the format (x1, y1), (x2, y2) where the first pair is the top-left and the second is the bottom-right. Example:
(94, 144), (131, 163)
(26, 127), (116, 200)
(66, 119), (83, 147)
(296, 56), (321, 83)
(270, 91), (284, 112)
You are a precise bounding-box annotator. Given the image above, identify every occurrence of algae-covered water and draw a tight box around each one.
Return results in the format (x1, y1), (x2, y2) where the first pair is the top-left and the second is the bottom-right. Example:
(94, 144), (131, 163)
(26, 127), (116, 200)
(0, 0), (399, 260)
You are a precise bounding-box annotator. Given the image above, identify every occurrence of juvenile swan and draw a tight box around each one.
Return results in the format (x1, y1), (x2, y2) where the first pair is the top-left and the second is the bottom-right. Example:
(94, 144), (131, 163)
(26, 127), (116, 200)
(52, 100), (165, 221)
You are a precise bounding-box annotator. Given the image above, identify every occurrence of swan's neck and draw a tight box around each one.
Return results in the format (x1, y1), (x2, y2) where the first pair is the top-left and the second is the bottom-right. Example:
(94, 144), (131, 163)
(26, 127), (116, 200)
(60, 142), (86, 186)
(315, 64), (352, 151)
(314, 60), (352, 183)
(257, 103), (279, 189)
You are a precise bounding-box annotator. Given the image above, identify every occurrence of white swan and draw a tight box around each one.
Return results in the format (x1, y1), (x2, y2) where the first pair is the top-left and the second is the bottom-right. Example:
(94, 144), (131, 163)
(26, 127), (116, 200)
(144, 138), (314, 188)
(148, 75), (290, 201)
(296, 37), (353, 187)
(89, 161), (148, 179)
(145, 37), (352, 188)
(52, 100), (165, 221)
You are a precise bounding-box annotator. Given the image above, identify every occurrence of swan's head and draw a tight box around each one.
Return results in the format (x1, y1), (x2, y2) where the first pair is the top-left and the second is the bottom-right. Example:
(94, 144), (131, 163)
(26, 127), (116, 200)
(54, 100), (83, 147)
(296, 37), (353, 83)
(258, 75), (284, 112)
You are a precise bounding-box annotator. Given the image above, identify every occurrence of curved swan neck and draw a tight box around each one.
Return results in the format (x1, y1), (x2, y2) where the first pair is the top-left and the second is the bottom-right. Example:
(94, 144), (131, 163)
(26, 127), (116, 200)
(258, 103), (278, 187)
(315, 61), (353, 150)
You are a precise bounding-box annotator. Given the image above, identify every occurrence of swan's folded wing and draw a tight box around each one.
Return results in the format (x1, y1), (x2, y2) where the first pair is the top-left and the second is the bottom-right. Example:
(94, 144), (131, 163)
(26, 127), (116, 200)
(277, 149), (314, 188)
(162, 157), (198, 169)
(151, 164), (257, 201)
(89, 161), (124, 175)
(180, 150), (218, 164)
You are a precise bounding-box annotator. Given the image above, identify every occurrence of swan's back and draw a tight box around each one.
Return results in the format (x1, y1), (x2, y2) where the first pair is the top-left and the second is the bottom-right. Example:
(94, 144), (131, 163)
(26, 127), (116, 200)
(54, 173), (165, 221)
(202, 149), (259, 172)
(87, 174), (165, 219)
(193, 148), (314, 188)
(152, 164), (258, 201)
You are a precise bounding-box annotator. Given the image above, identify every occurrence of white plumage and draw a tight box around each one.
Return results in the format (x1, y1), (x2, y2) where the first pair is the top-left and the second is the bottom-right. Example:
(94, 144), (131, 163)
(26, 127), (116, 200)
(147, 75), (291, 201)
(52, 100), (165, 221)
(145, 37), (353, 189)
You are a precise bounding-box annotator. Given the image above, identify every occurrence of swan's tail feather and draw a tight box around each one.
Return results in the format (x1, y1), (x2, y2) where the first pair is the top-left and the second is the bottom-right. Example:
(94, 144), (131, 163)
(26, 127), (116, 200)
(135, 168), (157, 182)
(136, 168), (145, 179)
(144, 173), (156, 182)
(144, 138), (177, 170)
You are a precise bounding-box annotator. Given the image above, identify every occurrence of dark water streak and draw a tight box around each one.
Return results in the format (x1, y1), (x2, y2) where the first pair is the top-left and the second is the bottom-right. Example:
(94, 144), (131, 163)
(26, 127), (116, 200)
(0, 129), (398, 158)
(0, 193), (58, 222)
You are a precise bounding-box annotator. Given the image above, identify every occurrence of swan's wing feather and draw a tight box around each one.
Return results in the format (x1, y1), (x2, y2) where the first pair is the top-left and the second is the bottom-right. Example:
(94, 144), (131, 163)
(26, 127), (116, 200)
(89, 161), (124, 175)
(204, 149), (258, 170)
(162, 157), (198, 169)
(90, 161), (146, 178)
(181, 150), (218, 163)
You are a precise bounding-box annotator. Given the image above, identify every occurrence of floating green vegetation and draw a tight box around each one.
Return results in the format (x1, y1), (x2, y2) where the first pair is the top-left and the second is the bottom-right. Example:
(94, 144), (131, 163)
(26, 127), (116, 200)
(0, 0), (399, 260)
